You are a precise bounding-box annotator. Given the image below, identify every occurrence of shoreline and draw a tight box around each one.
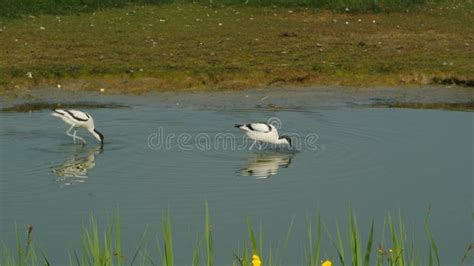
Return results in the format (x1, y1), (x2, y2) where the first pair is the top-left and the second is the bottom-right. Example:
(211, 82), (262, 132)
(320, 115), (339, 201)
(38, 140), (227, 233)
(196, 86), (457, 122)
(2, 73), (473, 96)
(2, 85), (473, 112)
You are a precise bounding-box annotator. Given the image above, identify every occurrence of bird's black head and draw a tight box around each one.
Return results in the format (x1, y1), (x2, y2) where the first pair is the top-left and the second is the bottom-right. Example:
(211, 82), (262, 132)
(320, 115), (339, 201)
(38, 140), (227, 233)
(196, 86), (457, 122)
(279, 135), (292, 147)
(94, 129), (105, 143)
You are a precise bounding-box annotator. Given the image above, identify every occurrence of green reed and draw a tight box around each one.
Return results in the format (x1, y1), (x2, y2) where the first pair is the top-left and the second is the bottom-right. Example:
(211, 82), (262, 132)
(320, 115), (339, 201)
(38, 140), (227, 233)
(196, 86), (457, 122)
(0, 224), (42, 266)
(159, 210), (174, 266)
(233, 216), (293, 266)
(67, 212), (124, 265)
(0, 206), (455, 266)
(305, 213), (322, 266)
(204, 202), (214, 266)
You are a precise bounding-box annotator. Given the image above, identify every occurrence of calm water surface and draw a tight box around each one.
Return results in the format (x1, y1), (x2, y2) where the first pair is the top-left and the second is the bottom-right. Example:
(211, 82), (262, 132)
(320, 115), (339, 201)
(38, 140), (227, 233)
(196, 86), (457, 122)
(0, 98), (472, 264)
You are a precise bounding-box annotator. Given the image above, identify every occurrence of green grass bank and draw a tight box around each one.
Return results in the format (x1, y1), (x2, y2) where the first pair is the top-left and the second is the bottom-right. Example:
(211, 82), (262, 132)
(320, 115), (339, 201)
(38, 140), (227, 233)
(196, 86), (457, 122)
(0, 1), (472, 94)
(0, 0), (438, 18)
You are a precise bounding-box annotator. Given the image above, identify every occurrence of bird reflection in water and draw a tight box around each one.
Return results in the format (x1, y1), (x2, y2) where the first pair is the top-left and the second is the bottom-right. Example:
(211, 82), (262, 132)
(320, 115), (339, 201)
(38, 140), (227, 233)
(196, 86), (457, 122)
(239, 151), (295, 179)
(51, 145), (103, 186)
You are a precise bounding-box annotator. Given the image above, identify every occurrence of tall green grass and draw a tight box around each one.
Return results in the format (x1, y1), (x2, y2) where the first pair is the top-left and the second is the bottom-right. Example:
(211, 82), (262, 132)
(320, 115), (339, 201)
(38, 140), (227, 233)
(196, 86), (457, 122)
(305, 213), (322, 266)
(158, 210), (174, 266)
(204, 202), (214, 266)
(0, 224), (45, 266)
(68, 212), (126, 265)
(0, 0), (450, 18)
(0, 206), (459, 266)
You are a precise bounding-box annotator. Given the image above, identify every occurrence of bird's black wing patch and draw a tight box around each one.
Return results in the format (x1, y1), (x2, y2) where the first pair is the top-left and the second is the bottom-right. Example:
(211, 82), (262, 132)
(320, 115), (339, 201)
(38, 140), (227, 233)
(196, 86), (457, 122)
(247, 123), (272, 133)
(65, 110), (89, 122)
(266, 123), (272, 132)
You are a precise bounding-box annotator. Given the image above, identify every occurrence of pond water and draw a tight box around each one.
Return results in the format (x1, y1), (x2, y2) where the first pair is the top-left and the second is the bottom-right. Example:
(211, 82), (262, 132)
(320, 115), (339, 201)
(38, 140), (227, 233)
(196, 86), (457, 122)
(0, 90), (472, 264)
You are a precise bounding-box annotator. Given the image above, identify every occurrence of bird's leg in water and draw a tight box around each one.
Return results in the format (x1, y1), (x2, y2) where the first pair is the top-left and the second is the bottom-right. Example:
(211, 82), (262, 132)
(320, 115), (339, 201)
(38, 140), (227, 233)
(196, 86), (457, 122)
(66, 125), (75, 142)
(249, 140), (257, 150)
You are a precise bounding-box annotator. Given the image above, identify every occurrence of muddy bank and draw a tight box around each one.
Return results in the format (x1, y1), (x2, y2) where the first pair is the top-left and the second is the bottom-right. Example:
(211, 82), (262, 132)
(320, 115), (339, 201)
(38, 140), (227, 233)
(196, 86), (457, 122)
(368, 101), (474, 112)
(1, 85), (472, 112)
(1, 101), (127, 112)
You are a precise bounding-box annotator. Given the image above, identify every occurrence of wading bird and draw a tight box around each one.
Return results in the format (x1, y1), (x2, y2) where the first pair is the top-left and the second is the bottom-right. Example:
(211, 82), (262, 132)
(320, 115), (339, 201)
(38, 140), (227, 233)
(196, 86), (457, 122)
(51, 109), (104, 144)
(235, 123), (292, 150)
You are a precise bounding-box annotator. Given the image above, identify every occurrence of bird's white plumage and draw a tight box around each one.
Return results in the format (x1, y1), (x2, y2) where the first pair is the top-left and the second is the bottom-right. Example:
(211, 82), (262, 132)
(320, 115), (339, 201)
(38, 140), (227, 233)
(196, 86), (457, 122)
(52, 109), (103, 144)
(235, 122), (291, 149)
(246, 123), (273, 133)
(66, 110), (90, 121)
(52, 109), (91, 125)
(239, 123), (278, 142)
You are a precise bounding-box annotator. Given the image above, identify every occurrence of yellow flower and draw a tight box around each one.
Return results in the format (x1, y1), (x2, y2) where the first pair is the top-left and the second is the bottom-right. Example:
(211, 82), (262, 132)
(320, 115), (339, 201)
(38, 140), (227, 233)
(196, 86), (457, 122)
(252, 254), (261, 266)
(321, 260), (332, 266)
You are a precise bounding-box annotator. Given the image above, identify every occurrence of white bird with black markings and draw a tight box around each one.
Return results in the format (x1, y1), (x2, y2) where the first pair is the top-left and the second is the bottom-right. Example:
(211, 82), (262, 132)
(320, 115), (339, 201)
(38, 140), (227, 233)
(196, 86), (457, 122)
(235, 122), (292, 150)
(51, 109), (104, 144)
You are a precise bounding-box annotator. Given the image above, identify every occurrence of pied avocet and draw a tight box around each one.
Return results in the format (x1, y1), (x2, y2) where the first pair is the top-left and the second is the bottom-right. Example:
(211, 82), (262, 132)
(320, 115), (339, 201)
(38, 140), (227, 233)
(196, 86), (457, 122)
(51, 109), (104, 144)
(235, 122), (292, 150)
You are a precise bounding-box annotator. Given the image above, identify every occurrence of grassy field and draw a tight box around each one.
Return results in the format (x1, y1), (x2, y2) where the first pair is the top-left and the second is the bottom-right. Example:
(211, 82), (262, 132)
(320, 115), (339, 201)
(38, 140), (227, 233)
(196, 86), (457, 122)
(2, 206), (458, 266)
(0, 0), (433, 17)
(0, 1), (473, 94)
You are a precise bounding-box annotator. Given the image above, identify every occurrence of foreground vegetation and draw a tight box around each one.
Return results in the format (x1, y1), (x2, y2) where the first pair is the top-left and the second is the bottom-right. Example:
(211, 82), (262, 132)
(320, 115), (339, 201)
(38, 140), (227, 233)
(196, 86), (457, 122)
(0, 1), (472, 94)
(3, 204), (471, 265)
